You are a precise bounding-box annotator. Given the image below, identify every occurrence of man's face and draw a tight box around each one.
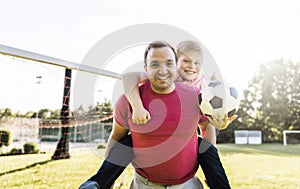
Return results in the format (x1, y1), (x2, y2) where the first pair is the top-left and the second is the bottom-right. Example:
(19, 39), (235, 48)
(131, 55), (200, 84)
(177, 50), (202, 81)
(144, 46), (177, 94)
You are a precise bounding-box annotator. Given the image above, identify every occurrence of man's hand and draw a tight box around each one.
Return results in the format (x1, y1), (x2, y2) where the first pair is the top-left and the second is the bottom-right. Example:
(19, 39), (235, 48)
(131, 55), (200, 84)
(132, 106), (151, 125)
(208, 113), (237, 130)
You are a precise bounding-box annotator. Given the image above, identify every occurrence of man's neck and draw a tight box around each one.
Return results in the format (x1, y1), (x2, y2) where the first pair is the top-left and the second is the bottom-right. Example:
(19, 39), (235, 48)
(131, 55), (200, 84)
(150, 82), (176, 94)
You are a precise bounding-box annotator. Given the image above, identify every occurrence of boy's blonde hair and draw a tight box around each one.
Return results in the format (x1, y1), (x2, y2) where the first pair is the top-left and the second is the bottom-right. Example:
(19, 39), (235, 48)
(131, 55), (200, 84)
(177, 40), (203, 61)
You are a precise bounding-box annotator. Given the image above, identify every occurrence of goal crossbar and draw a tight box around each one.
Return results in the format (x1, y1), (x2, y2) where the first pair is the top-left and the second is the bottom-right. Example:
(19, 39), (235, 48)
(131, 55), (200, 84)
(0, 44), (122, 79)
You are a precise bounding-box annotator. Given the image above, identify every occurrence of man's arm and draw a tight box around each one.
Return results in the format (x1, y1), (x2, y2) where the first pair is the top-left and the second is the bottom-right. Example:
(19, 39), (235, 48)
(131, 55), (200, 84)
(122, 72), (150, 125)
(208, 114), (238, 130)
(105, 120), (129, 158)
(199, 114), (238, 146)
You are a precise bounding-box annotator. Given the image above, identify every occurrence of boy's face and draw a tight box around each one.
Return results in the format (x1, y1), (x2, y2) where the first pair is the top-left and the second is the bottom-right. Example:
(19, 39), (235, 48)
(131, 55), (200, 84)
(177, 51), (202, 81)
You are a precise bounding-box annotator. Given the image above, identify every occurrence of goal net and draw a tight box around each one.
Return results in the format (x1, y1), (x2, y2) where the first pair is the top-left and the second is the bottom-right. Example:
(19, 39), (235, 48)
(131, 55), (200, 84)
(283, 130), (300, 146)
(0, 44), (120, 175)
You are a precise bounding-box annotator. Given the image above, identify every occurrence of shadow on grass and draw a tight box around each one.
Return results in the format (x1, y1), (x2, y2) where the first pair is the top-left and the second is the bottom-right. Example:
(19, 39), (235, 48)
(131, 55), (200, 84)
(0, 159), (53, 176)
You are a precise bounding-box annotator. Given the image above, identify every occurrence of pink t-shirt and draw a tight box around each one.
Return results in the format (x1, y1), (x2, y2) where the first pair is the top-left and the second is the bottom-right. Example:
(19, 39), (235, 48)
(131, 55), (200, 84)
(114, 81), (207, 185)
(175, 71), (208, 90)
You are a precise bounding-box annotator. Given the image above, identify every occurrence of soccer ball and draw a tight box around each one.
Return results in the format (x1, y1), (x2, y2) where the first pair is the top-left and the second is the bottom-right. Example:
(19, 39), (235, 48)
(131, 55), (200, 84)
(199, 80), (240, 128)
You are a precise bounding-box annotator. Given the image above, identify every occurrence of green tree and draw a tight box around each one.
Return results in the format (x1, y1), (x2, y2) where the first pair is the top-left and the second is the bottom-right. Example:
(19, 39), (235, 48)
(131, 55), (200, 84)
(0, 108), (14, 119)
(38, 108), (52, 119)
(218, 59), (300, 143)
(97, 98), (113, 117)
(24, 111), (35, 118)
(50, 109), (61, 119)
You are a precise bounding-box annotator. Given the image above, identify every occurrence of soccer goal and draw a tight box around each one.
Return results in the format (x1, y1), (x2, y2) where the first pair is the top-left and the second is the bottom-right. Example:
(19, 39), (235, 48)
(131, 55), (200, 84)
(283, 130), (300, 146)
(0, 43), (121, 160)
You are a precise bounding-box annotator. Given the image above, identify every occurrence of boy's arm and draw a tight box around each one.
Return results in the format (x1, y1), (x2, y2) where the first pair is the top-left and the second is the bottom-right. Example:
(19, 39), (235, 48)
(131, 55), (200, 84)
(122, 72), (151, 125)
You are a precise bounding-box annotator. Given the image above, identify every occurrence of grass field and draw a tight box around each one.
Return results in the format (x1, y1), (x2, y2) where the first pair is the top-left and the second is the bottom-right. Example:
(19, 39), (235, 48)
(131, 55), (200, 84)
(0, 144), (299, 189)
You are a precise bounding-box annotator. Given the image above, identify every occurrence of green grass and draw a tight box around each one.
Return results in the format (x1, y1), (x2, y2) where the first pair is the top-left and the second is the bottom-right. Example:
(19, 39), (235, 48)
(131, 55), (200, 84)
(214, 144), (300, 189)
(0, 144), (299, 189)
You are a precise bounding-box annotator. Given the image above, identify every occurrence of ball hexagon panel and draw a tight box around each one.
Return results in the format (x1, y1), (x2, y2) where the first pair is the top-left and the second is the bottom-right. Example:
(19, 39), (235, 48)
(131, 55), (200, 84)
(210, 96), (223, 109)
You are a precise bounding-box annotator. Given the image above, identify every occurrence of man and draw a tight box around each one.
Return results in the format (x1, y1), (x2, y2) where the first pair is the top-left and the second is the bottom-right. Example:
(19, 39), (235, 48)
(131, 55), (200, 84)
(81, 41), (203, 188)
(111, 41), (203, 188)
(79, 41), (230, 189)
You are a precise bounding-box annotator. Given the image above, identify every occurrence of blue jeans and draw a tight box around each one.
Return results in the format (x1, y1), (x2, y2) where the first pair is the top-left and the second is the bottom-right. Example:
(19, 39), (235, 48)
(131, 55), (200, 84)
(83, 134), (230, 189)
(197, 137), (231, 189)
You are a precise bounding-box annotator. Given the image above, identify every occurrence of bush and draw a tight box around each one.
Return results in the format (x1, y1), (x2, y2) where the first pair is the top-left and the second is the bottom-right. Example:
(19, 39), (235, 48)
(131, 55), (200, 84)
(97, 143), (106, 149)
(10, 148), (23, 155)
(23, 142), (39, 154)
(0, 129), (12, 147)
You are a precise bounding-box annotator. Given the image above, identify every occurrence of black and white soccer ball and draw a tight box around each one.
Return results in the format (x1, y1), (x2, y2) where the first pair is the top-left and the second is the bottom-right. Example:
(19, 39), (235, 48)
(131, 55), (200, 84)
(199, 80), (240, 127)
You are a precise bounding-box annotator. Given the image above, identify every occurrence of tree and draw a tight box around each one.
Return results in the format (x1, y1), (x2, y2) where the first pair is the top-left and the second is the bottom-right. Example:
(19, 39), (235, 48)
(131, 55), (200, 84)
(50, 109), (61, 119)
(38, 108), (52, 119)
(97, 98), (113, 118)
(0, 108), (14, 119)
(24, 111), (35, 118)
(218, 59), (300, 143)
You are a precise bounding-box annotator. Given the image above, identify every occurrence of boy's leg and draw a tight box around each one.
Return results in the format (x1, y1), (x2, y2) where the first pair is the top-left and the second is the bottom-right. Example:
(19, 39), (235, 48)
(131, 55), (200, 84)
(80, 134), (133, 189)
(198, 137), (231, 189)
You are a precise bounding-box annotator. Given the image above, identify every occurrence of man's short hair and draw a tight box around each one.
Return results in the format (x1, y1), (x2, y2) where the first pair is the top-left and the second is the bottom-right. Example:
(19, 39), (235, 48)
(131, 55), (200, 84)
(144, 41), (177, 66)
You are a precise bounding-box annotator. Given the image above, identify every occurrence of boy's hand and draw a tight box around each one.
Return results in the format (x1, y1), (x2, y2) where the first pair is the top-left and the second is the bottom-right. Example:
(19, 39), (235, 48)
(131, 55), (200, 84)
(208, 114), (237, 130)
(132, 107), (151, 125)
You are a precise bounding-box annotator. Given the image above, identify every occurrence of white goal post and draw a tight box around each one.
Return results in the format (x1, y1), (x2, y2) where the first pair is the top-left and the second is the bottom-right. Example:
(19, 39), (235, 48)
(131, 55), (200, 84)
(0, 44), (122, 79)
(283, 130), (300, 146)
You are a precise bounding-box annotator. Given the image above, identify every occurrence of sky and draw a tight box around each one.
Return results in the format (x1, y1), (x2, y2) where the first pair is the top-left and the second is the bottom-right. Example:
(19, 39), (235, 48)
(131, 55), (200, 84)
(0, 0), (300, 113)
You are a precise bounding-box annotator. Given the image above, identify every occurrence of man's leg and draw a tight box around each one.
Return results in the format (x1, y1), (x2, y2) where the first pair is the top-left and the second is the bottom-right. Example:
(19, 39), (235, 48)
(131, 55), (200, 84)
(130, 171), (165, 189)
(169, 176), (203, 189)
(198, 137), (231, 189)
(79, 134), (133, 189)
